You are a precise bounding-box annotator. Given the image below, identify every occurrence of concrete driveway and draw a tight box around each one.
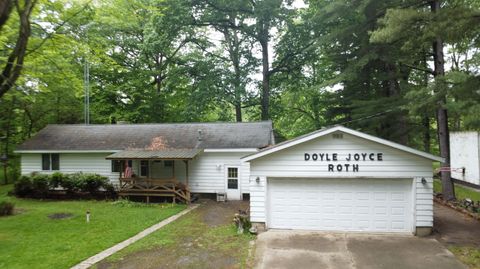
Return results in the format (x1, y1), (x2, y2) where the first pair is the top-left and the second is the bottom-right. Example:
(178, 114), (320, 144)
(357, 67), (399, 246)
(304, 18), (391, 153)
(254, 231), (466, 269)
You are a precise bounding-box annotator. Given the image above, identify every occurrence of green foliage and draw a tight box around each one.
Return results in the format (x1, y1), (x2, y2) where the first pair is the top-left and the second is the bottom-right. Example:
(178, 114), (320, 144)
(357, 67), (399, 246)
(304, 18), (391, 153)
(434, 179), (480, 202)
(13, 172), (113, 198)
(0, 0), (479, 167)
(13, 176), (34, 197)
(0, 184), (185, 269)
(111, 198), (156, 208)
(0, 201), (14, 216)
(449, 246), (480, 269)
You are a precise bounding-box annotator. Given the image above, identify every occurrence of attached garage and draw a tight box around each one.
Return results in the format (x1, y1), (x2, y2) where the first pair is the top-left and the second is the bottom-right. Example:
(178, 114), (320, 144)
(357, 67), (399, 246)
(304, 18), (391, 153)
(244, 126), (443, 235)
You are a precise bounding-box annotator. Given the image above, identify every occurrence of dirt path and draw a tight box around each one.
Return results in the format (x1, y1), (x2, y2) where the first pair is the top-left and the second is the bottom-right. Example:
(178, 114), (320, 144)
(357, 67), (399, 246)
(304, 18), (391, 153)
(434, 203), (480, 247)
(96, 200), (250, 269)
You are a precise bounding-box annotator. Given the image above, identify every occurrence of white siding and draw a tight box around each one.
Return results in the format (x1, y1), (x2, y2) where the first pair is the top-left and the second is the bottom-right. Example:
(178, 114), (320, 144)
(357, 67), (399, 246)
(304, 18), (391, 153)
(21, 153), (119, 185)
(450, 132), (480, 185)
(178, 152), (251, 194)
(20, 151), (252, 194)
(249, 133), (435, 229)
(250, 133), (433, 178)
(415, 176), (434, 227)
(249, 176), (267, 222)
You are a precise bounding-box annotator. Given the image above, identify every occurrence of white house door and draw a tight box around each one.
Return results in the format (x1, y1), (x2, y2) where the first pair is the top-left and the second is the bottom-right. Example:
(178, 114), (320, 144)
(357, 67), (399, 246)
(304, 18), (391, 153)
(226, 167), (241, 200)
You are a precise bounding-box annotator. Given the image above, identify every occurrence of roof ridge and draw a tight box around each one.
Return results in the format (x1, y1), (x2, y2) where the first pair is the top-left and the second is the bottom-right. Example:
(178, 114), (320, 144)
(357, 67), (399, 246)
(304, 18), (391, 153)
(45, 121), (272, 127)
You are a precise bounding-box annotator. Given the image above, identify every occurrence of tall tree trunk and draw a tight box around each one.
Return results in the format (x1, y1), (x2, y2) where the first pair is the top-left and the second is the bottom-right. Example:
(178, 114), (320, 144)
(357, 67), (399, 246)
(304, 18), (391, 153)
(235, 102), (242, 122)
(422, 116), (430, 153)
(422, 54), (431, 153)
(259, 21), (270, 121)
(431, 0), (455, 201)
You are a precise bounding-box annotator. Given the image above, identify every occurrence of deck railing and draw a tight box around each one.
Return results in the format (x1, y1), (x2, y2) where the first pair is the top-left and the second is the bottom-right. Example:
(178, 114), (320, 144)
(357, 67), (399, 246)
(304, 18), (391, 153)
(118, 177), (190, 203)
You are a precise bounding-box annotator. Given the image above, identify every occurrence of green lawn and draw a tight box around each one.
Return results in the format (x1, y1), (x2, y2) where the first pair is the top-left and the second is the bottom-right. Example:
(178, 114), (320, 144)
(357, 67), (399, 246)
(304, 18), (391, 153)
(0, 185), (186, 269)
(434, 179), (480, 201)
(96, 204), (255, 269)
(449, 246), (480, 269)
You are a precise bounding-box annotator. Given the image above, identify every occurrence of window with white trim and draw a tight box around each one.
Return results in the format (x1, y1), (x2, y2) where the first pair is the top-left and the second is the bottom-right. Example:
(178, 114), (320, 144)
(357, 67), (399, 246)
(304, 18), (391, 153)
(227, 167), (238, 189)
(42, 153), (59, 171)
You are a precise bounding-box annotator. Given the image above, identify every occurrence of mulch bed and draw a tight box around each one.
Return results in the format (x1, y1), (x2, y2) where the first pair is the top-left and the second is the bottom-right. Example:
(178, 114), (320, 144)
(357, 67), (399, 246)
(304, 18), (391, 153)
(434, 196), (480, 221)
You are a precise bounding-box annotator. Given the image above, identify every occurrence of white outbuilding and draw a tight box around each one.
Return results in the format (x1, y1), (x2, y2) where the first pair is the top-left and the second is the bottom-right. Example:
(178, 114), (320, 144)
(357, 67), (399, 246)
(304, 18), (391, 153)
(450, 131), (480, 186)
(243, 126), (443, 235)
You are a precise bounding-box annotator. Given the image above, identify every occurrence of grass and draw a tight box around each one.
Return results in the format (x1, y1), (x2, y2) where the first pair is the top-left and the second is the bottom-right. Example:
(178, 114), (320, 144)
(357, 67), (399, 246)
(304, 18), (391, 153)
(0, 184), (186, 269)
(98, 206), (255, 269)
(434, 179), (480, 201)
(449, 246), (480, 269)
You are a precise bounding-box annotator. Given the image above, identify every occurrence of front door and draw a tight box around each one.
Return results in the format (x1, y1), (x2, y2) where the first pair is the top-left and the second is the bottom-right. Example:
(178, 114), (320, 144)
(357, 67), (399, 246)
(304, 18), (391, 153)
(225, 167), (241, 200)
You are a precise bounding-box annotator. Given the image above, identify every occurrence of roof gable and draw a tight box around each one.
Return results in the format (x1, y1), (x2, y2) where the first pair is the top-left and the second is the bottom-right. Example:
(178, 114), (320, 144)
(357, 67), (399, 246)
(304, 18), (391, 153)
(16, 121), (274, 152)
(242, 125), (443, 162)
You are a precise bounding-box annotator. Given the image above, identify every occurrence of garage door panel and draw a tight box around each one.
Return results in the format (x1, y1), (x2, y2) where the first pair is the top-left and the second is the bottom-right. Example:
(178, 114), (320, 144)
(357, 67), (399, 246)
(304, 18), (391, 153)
(268, 178), (413, 233)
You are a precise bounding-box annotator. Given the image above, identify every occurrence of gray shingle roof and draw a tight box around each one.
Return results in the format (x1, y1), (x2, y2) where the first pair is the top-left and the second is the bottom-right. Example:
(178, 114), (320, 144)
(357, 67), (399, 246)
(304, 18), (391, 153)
(106, 149), (202, 160)
(16, 121), (274, 151)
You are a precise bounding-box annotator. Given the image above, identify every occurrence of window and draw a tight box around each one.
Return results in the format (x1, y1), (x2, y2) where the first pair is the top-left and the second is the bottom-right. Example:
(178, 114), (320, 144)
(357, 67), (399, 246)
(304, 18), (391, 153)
(164, 160), (173, 167)
(111, 160), (123, 172)
(227, 167), (238, 189)
(140, 160), (149, 177)
(42, 153), (59, 171)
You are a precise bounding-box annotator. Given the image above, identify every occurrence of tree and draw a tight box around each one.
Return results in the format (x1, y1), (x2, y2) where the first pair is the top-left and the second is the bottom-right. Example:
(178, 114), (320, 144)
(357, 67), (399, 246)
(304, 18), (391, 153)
(0, 0), (37, 98)
(371, 0), (480, 200)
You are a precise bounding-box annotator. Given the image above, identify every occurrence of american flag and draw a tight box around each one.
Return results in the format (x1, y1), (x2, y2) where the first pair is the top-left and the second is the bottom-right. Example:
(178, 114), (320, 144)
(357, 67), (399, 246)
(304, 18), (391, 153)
(124, 160), (132, 178)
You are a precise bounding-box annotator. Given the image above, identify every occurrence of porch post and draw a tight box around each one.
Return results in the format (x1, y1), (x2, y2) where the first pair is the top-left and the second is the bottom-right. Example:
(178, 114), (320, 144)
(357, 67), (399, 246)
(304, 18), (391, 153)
(184, 160), (189, 186)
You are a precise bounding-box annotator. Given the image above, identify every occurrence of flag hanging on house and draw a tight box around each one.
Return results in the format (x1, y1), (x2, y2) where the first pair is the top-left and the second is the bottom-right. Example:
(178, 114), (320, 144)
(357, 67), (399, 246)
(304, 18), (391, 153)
(124, 160), (132, 178)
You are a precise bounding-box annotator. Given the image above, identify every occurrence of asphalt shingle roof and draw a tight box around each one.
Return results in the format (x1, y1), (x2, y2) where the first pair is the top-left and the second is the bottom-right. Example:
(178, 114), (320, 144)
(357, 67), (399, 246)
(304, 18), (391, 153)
(16, 121), (274, 151)
(106, 149), (203, 160)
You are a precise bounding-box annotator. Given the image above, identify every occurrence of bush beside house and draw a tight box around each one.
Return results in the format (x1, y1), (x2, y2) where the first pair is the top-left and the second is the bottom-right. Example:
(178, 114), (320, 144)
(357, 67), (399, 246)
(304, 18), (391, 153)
(13, 172), (115, 199)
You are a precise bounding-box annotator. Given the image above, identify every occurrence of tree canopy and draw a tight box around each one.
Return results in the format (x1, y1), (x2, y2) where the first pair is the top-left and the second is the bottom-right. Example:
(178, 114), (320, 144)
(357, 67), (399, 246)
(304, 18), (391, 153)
(1, 0), (480, 199)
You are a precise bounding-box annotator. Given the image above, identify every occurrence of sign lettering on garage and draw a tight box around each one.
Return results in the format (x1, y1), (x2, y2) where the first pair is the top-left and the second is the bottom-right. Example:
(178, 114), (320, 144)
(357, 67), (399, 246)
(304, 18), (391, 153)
(304, 152), (383, 172)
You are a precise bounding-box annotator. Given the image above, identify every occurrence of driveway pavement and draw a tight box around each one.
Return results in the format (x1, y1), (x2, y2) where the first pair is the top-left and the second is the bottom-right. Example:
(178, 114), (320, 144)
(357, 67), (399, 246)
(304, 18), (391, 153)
(254, 230), (466, 269)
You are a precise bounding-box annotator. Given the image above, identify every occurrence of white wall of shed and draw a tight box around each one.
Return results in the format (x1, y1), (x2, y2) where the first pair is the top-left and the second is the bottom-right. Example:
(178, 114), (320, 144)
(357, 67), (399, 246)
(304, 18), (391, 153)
(450, 132), (480, 185)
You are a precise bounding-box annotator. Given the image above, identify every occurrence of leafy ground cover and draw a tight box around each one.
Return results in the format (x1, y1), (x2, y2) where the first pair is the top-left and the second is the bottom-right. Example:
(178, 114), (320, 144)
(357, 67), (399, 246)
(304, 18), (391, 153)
(0, 184), (185, 269)
(96, 200), (255, 269)
(434, 179), (480, 201)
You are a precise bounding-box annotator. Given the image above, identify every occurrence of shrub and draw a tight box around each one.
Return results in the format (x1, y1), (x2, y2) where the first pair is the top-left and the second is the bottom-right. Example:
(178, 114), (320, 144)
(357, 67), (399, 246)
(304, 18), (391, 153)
(13, 176), (34, 197)
(31, 174), (50, 197)
(0, 201), (14, 216)
(13, 172), (115, 199)
(61, 174), (80, 194)
(49, 172), (65, 188)
(80, 174), (109, 195)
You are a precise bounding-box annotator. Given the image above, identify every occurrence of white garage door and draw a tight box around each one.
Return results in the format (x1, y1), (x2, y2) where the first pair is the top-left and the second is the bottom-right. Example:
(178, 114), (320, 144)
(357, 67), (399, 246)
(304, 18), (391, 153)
(268, 178), (413, 233)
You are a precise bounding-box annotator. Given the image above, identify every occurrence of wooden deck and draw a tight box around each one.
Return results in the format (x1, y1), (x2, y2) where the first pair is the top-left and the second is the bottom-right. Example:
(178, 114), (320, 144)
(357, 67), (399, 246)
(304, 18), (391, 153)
(118, 178), (191, 204)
